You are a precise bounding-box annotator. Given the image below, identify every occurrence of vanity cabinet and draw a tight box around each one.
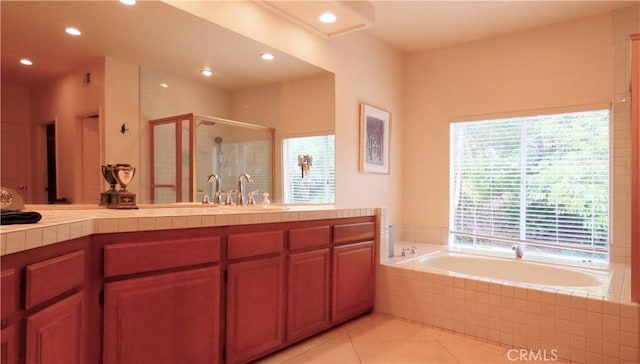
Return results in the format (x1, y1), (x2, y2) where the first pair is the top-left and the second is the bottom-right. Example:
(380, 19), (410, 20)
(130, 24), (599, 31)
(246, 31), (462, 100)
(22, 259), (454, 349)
(0, 212), (377, 364)
(25, 292), (85, 364)
(1, 325), (17, 364)
(0, 238), (90, 364)
(1, 269), (17, 364)
(286, 226), (331, 342)
(225, 230), (285, 364)
(102, 236), (222, 364)
(332, 222), (376, 323)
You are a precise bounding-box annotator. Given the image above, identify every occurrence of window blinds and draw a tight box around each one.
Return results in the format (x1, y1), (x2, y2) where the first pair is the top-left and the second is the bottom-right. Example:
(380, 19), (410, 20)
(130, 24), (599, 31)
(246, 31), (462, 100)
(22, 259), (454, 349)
(283, 135), (335, 203)
(450, 109), (610, 253)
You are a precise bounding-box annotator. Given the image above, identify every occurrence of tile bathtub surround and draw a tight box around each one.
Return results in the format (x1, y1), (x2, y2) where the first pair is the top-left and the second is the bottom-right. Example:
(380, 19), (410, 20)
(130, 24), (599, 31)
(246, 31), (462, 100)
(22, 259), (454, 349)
(611, 4), (640, 265)
(0, 205), (379, 256)
(375, 261), (640, 364)
(392, 224), (449, 246)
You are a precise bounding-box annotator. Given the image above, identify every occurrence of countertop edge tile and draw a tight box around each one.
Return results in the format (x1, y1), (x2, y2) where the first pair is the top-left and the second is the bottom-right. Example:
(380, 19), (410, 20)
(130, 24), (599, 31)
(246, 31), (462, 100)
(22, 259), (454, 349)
(0, 205), (378, 256)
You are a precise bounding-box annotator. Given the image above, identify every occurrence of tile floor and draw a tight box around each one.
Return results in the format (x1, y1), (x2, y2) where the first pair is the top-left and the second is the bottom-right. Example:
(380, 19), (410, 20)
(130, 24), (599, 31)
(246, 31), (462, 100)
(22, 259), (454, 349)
(258, 313), (560, 364)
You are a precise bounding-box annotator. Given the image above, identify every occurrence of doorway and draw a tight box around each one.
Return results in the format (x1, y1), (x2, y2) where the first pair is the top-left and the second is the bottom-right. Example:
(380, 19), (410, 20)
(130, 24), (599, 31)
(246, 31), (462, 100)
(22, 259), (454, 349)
(45, 123), (57, 203)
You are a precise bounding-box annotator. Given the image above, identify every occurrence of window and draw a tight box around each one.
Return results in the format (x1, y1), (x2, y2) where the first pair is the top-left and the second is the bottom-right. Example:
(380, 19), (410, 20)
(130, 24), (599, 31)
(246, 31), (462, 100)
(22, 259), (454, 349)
(450, 109), (610, 261)
(283, 135), (335, 203)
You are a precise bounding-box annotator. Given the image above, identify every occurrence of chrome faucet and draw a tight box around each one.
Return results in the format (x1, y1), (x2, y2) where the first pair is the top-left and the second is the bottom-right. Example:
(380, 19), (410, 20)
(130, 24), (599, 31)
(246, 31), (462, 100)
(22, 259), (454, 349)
(207, 174), (221, 205)
(400, 246), (418, 258)
(236, 173), (254, 206)
(512, 243), (525, 259)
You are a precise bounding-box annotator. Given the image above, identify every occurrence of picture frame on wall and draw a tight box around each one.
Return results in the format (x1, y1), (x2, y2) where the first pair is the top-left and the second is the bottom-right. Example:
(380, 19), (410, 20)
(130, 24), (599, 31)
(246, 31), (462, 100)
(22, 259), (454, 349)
(360, 103), (391, 174)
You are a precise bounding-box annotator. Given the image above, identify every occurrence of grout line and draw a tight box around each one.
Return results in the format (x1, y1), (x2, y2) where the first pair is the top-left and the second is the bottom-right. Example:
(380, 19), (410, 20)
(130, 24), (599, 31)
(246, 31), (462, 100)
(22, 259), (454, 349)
(346, 330), (364, 364)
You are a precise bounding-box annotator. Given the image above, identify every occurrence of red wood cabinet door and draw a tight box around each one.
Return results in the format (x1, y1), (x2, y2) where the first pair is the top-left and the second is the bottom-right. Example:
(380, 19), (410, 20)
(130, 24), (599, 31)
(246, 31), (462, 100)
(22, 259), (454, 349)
(287, 249), (331, 342)
(226, 257), (285, 364)
(103, 267), (221, 364)
(332, 241), (375, 323)
(25, 292), (85, 364)
(1, 325), (17, 364)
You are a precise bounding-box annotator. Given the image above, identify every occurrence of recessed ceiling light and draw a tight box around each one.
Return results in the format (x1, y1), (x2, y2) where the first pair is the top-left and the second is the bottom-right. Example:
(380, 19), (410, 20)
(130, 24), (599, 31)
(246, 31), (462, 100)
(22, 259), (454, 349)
(160, 83), (169, 88)
(201, 69), (213, 77)
(260, 53), (275, 61)
(119, 0), (136, 5)
(65, 27), (81, 36)
(319, 12), (337, 24)
(20, 58), (33, 66)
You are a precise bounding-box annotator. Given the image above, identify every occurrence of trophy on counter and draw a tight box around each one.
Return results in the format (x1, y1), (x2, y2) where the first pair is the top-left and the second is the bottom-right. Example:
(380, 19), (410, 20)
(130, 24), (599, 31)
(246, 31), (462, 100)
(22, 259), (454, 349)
(100, 164), (118, 205)
(100, 164), (138, 209)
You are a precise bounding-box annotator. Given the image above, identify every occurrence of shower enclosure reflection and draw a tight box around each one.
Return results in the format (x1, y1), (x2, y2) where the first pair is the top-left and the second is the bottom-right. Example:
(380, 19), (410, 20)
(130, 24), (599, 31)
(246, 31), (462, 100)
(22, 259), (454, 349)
(149, 113), (274, 204)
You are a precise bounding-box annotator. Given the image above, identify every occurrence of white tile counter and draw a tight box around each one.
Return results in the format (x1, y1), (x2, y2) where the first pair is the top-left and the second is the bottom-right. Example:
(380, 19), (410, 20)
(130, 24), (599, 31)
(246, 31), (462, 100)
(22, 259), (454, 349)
(0, 204), (380, 256)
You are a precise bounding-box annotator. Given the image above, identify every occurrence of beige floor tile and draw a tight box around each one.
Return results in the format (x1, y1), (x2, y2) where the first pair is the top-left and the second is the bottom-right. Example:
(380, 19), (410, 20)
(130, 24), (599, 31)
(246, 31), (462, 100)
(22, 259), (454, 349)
(347, 317), (423, 342)
(256, 349), (297, 364)
(435, 333), (511, 363)
(257, 313), (521, 364)
(282, 336), (361, 364)
(353, 339), (460, 363)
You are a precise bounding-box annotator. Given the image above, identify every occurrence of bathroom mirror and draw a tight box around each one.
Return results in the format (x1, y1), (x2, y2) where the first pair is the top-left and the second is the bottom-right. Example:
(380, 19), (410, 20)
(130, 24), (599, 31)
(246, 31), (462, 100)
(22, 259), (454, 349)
(1, 0), (335, 205)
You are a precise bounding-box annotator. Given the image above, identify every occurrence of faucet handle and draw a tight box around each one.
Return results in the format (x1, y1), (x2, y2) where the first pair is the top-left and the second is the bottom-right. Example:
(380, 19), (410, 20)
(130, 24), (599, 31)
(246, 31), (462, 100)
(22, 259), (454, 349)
(202, 193), (210, 204)
(222, 190), (235, 205)
(247, 190), (259, 205)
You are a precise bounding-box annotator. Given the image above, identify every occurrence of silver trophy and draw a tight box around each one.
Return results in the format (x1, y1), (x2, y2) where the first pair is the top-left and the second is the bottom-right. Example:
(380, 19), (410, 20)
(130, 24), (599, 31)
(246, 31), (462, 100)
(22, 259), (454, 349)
(106, 164), (138, 209)
(100, 164), (118, 205)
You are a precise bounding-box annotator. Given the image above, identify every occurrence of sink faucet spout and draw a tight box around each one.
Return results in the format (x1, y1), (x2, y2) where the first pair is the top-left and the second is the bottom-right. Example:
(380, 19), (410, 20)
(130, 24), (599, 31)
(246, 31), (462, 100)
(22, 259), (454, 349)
(236, 173), (254, 206)
(207, 174), (221, 204)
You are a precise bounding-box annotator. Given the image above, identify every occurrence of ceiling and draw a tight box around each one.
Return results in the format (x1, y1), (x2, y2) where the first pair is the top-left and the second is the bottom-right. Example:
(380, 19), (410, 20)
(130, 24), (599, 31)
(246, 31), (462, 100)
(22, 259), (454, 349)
(1, 1), (636, 88)
(0, 1), (326, 89)
(366, 1), (636, 52)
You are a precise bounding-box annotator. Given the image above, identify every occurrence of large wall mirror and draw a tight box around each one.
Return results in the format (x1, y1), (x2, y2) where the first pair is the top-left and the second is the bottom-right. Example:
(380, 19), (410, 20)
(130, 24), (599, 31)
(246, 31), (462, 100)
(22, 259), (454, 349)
(1, 1), (335, 205)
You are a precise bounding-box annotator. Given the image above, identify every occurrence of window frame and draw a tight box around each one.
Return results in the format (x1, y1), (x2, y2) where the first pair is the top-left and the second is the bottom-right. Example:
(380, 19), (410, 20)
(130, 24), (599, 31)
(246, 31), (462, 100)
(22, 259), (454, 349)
(282, 134), (336, 204)
(449, 107), (612, 262)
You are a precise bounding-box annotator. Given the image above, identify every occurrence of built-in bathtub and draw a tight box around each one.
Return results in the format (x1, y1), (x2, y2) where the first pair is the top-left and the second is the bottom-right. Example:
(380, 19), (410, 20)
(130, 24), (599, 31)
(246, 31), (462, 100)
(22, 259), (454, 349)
(376, 242), (640, 364)
(399, 250), (608, 289)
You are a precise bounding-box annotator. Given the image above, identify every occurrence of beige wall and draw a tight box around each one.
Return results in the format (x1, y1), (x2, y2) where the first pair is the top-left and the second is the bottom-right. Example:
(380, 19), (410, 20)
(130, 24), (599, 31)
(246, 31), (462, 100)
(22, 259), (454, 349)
(403, 14), (612, 229)
(104, 57), (140, 195)
(30, 58), (105, 203)
(0, 83), (32, 200)
(230, 74), (335, 201)
(167, 1), (405, 224)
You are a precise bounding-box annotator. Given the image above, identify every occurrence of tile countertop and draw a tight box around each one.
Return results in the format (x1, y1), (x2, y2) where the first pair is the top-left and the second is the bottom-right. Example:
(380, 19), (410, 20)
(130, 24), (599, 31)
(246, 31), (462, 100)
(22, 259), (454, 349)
(0, 204), (379, 257)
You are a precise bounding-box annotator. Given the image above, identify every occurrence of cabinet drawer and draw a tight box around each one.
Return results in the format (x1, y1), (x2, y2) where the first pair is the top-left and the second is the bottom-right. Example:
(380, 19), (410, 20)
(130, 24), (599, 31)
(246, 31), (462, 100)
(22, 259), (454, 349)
(333, 222), (376, 245)
(104, 237), (221, 277)
(25, 250), (85, 309)
(228, 231), (284, 260)
(289, 226), (330, 251)
(1, 269), (16, 319)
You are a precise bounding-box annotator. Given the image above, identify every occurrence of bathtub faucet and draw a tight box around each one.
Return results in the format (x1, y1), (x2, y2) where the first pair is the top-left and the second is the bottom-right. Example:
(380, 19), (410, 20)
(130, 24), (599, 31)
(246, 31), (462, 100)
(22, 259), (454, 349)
(512, 243), (525, 259)
(400, 246), (418, 258)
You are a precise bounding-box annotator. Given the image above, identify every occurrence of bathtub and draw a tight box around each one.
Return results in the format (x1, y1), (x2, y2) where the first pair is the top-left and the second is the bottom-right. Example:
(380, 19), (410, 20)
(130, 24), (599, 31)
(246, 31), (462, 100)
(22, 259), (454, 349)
(398, 250), (609, 289)
(378, 242), (639, 363)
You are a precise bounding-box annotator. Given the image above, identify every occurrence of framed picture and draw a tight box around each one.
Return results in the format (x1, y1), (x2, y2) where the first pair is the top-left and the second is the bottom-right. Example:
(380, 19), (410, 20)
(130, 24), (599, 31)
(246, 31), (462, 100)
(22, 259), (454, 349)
(360, 103), (391, 174)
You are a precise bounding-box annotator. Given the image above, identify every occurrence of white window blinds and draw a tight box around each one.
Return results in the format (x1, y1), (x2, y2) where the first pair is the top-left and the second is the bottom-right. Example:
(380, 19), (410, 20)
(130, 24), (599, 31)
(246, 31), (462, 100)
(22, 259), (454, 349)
(450, 109), (610, 253)
(283, 135), (335, 203)
(217, 141), (271, 199)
